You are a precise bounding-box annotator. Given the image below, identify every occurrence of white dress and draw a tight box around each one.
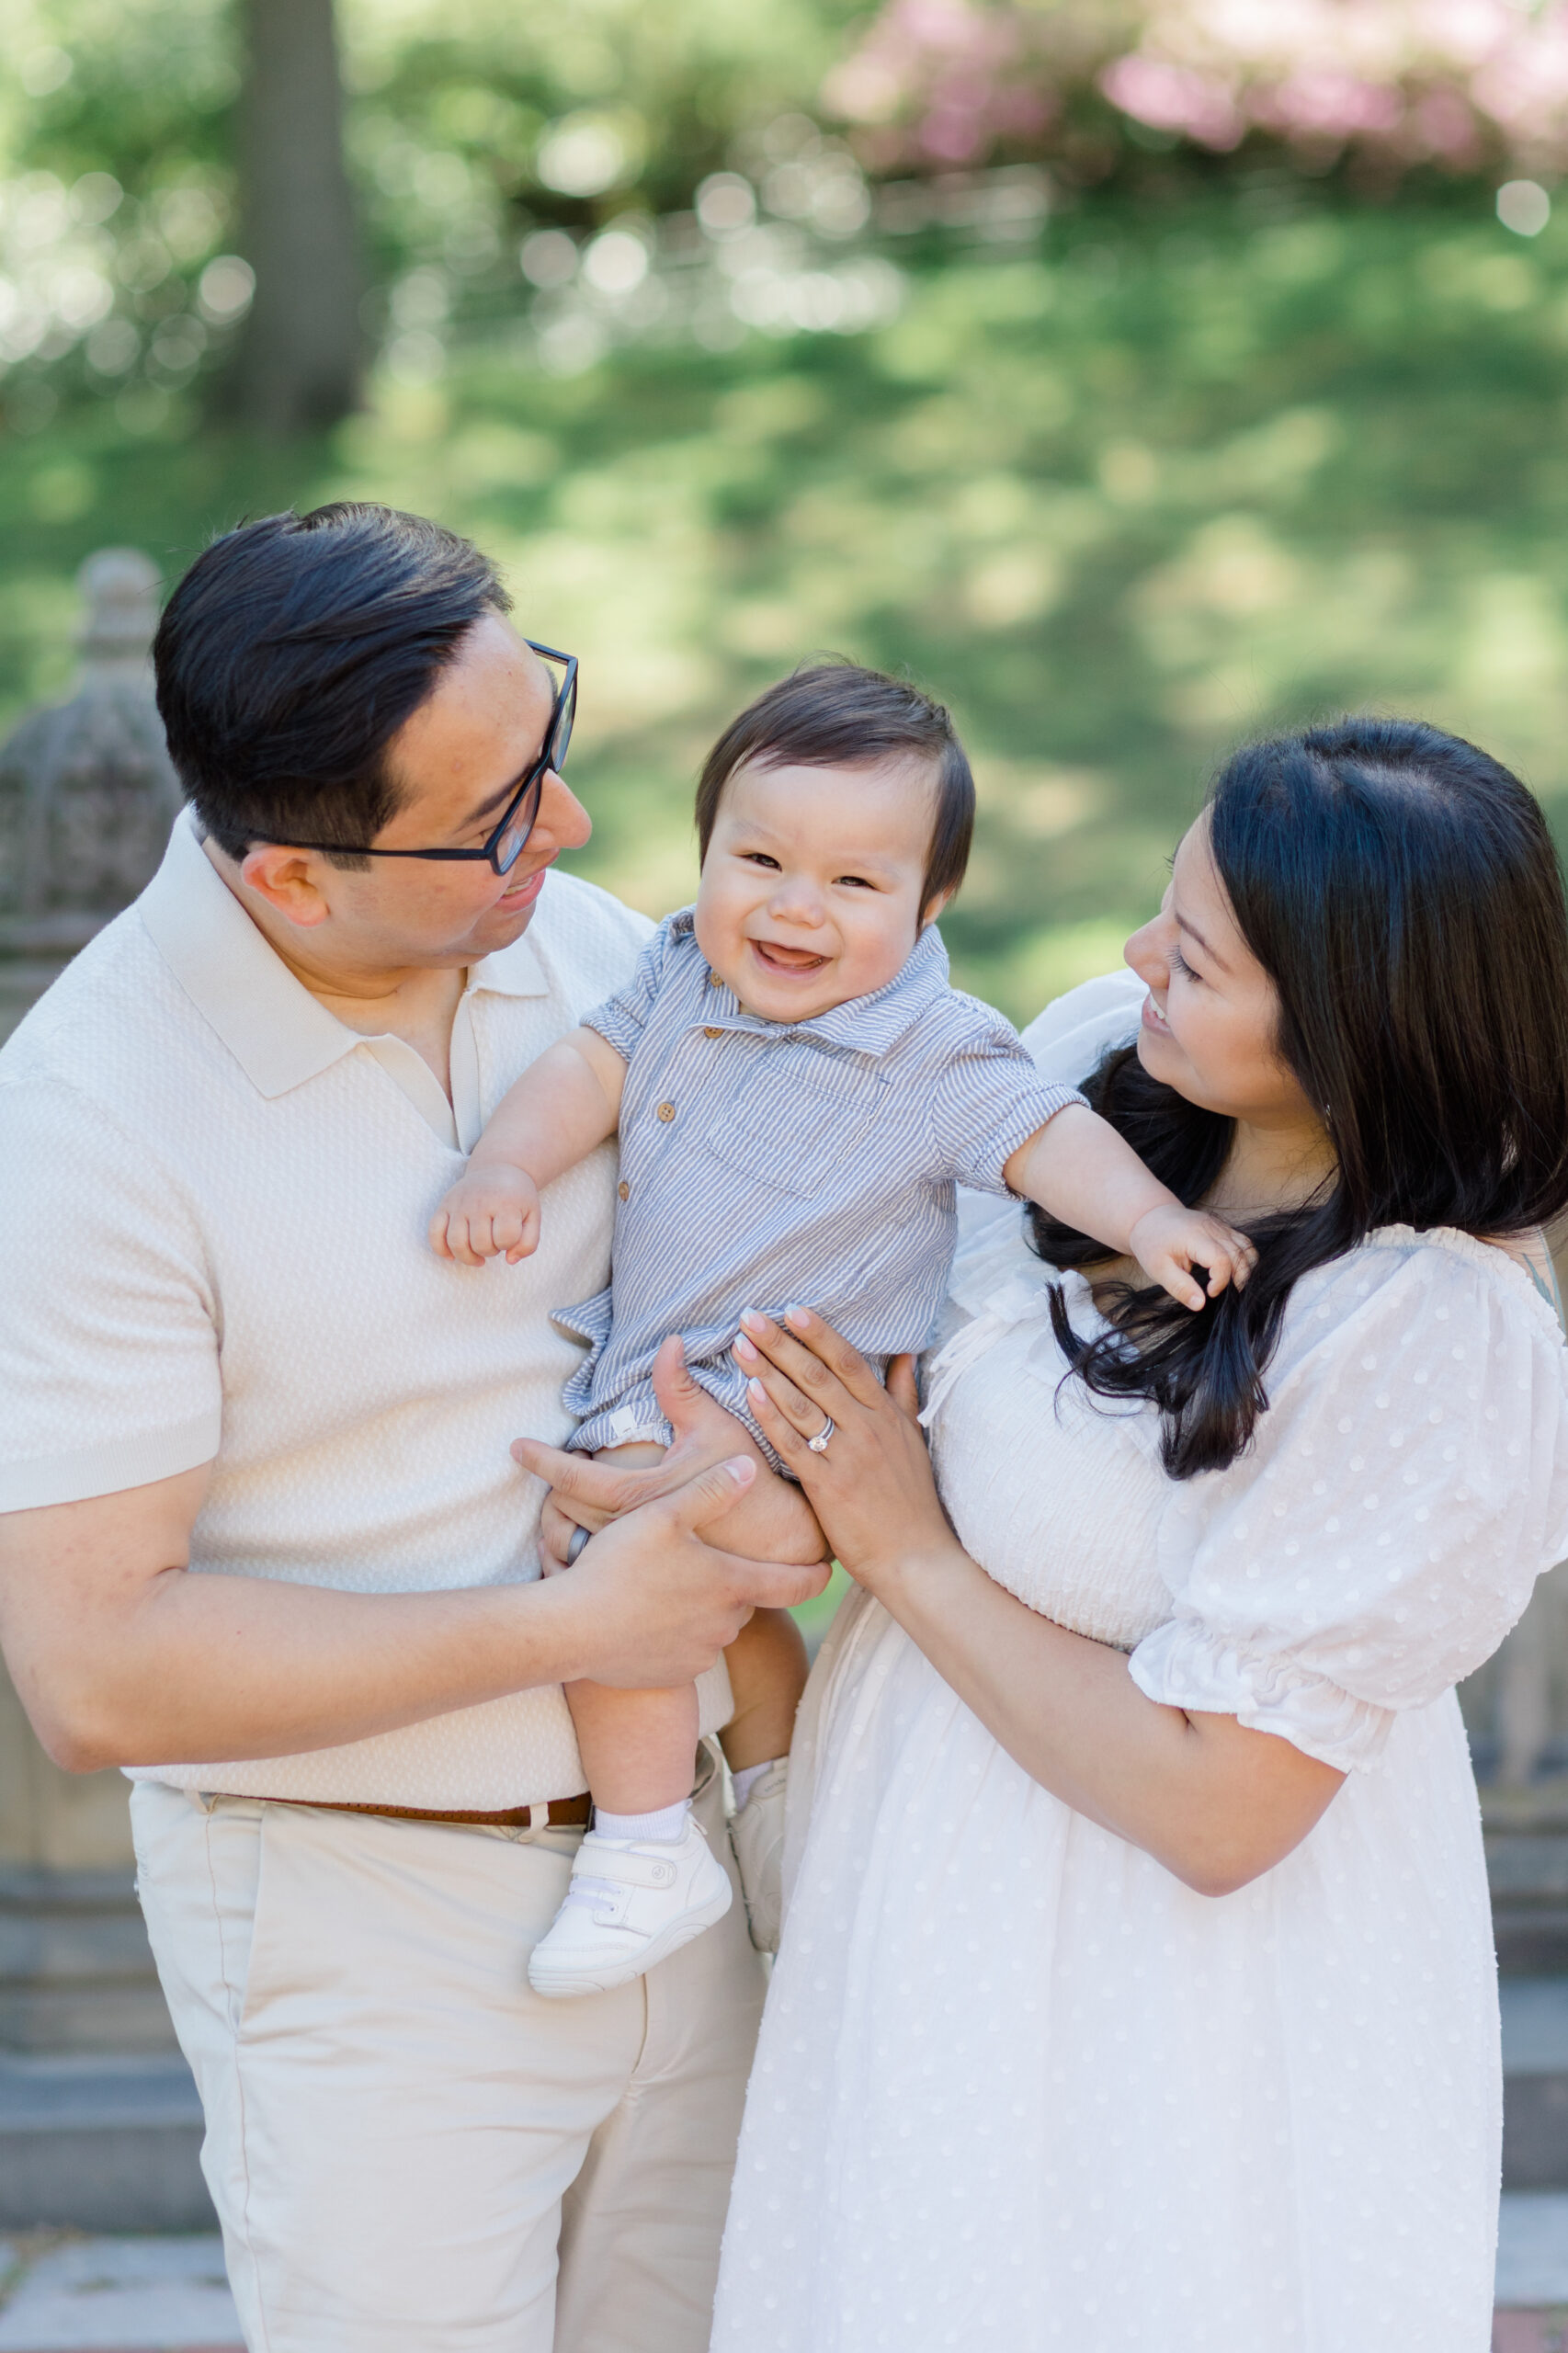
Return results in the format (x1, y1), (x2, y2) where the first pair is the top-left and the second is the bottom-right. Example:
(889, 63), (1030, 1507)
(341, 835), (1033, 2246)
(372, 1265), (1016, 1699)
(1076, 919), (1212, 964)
(711, 975), (1568, 2353)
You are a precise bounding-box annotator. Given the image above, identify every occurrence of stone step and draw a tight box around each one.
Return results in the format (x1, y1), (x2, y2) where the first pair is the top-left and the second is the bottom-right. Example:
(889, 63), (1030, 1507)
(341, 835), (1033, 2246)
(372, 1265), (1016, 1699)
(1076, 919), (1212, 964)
(0, 2016), (1561, 2234)
(0, 2232), (241, 2348)
(0, 1872), (176, 2056)
(1505, 1981), (1568, 2190)
(1484, 1781), (1568, 1973)
(0, 2053), (212, 2233)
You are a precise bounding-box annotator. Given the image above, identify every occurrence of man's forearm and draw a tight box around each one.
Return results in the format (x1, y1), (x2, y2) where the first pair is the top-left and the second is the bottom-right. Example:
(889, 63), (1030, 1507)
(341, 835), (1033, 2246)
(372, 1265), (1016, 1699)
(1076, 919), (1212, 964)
(8, 1538), (591, 1775)
(0, 1455), (822, 1777)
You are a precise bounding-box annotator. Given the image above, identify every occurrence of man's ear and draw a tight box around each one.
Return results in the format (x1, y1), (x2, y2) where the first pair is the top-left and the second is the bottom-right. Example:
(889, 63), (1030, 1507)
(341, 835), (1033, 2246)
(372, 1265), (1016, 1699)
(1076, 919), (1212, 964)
(920, 887), (955, 930)
(237, 845), (334, 930)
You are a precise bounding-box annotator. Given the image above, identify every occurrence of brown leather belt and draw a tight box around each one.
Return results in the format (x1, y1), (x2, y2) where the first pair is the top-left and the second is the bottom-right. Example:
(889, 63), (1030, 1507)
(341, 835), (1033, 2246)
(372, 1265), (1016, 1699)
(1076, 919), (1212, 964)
(284, 1792), (592, 1830)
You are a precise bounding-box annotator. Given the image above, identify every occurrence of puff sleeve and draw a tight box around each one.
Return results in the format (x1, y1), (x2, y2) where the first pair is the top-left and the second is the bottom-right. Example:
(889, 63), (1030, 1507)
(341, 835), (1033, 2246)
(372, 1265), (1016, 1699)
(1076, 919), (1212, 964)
(1129, 1234), (1568, 1771)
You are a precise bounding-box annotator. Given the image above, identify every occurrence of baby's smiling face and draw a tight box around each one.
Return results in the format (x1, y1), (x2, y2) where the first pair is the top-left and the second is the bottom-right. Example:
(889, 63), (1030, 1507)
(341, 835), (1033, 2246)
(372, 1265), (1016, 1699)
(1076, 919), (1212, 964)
(694, 755), (948, 1024)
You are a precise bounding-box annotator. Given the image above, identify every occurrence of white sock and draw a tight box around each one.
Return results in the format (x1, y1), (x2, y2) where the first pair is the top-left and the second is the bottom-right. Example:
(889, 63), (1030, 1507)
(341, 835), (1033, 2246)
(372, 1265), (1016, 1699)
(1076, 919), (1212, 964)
(731, 1757), (785, 1813)
(593, 1799), (690, 1844)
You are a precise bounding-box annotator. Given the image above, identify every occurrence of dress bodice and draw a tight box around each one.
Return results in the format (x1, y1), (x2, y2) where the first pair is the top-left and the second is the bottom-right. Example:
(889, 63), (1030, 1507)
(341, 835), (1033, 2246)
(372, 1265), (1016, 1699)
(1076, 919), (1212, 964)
(925, 1256), (1171, 1651)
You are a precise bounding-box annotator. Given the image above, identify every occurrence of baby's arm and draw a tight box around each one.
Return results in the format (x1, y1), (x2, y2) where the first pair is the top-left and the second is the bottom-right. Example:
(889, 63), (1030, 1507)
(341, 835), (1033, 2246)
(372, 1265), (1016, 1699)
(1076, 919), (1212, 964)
(1004, 1103), (1256, 1312)
(430, 1026), (629, 1266)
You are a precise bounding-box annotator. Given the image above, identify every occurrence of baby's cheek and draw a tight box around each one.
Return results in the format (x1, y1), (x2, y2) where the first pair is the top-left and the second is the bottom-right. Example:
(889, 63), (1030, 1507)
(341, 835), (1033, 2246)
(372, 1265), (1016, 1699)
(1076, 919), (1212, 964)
(844, 904), (926, 998)
(692, 876), (746, 989)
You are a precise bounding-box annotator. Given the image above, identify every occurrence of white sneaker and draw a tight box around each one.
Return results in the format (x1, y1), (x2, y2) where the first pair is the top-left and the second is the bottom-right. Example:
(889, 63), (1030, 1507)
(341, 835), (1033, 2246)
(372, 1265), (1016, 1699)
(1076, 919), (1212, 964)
(528, 1820), (733, 1998)
(728, 1759), (789, 1954)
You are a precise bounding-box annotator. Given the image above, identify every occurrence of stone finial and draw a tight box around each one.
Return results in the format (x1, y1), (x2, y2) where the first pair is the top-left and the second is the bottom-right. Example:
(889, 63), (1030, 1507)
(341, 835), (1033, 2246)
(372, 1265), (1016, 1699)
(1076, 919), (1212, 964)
(75, 547), (164, 672)
(0, 547), (181, 952)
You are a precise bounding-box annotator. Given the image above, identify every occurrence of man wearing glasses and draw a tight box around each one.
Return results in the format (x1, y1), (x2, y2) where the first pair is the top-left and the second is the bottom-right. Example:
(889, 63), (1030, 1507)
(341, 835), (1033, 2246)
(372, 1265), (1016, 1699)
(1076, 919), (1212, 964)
(0, 505), (823, 2352)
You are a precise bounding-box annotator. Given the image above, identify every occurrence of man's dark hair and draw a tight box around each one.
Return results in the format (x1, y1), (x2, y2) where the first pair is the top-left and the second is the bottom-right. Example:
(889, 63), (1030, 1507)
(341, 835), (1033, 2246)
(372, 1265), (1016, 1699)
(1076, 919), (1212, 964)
(694, 661), (974, 914)
(153, 504), (512, 865)
(1033, 715), (1568, 1478)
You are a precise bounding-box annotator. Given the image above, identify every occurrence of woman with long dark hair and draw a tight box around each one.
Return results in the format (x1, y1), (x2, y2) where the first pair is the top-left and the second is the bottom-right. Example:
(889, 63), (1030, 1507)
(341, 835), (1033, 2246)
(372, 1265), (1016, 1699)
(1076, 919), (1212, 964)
(710, 718), (1568, 2352)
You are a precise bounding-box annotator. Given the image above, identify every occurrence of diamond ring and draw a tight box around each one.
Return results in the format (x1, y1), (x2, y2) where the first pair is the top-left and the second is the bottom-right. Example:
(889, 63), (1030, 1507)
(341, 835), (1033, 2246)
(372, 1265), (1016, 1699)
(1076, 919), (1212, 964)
(806, 1415), (835, 1456)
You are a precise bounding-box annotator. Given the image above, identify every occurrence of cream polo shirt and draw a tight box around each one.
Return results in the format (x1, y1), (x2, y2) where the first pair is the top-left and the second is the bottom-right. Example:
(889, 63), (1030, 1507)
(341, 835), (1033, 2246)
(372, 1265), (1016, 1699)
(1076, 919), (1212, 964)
(0, 811), (733, 1809)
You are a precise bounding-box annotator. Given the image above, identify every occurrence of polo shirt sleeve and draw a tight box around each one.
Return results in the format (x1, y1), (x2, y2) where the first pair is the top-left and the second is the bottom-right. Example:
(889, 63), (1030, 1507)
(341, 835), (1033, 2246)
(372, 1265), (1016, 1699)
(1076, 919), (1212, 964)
(0, 1076), (222, 1509)
(927, 999), (1087, 1196)
(580, 911), (684, 1063)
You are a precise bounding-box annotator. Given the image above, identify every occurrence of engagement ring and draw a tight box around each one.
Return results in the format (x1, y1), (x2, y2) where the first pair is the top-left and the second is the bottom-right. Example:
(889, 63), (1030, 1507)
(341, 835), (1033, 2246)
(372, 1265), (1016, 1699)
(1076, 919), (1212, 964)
(806, 1415), (835, 1456)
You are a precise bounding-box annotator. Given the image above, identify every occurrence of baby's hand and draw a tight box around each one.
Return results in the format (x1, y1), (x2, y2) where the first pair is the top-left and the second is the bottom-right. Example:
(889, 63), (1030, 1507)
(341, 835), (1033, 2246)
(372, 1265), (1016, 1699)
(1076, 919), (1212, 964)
(1127, 1204), (1256, 1313)
(429, 1164), (541, 1267)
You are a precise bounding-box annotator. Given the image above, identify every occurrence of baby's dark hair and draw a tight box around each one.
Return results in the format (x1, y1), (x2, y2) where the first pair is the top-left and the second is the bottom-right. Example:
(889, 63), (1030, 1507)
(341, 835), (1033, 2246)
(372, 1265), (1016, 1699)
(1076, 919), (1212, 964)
(694, 661), (974, 913)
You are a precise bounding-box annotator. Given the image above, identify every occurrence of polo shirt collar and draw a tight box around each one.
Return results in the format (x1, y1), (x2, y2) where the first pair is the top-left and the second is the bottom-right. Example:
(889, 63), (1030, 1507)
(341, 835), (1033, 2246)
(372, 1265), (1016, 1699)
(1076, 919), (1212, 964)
(680, 906), (951, 1060)
(138, 808), (550, 1100)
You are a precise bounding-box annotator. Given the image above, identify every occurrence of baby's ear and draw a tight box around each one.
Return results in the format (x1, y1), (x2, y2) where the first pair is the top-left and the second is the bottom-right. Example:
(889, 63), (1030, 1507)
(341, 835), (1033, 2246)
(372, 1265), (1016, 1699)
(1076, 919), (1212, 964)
(921, 888), (954, 929)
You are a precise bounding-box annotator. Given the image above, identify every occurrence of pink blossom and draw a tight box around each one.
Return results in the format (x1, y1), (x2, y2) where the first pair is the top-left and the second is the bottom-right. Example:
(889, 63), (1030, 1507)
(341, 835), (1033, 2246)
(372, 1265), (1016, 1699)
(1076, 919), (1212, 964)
(821, 0), (1568, 176)
(1258, 72), (1405, 138)
(1410, 87), (1482, 160)
(1100, 56), (1245, 149)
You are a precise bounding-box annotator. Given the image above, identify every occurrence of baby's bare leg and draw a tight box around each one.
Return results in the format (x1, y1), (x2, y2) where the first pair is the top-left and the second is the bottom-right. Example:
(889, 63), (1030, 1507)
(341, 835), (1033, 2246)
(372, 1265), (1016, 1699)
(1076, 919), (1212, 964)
(721, 1608), (809, 1773)
(563, 1442), (700, 1814)
(564, 1678), (700, 1813)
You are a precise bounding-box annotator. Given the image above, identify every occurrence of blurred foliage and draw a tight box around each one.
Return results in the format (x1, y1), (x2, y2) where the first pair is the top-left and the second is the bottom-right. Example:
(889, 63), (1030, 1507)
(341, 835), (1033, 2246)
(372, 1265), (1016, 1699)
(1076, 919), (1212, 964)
(341, 0), (864, 238)
(5, 0), (1566, 433)
(0, 0), (870, 428)
(830, 2), (1568, 188)
(4, 188), (1566, 1021)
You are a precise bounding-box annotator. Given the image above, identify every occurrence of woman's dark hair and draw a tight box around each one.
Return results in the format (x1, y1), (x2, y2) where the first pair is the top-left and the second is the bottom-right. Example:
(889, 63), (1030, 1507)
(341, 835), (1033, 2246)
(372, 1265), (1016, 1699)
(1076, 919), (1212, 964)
(153, 504), (511, 864)
(695, 660), (974, 913)
(1032, 715), (1568, 1478)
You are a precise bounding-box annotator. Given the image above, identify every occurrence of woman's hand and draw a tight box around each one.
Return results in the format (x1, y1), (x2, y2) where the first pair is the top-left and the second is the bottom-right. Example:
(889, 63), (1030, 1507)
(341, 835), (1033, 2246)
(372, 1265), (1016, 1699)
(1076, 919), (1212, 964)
(737, 1306), (1342, 1896)
(513, 1334), (827, 1571)
(731, 1306), (959, 1599)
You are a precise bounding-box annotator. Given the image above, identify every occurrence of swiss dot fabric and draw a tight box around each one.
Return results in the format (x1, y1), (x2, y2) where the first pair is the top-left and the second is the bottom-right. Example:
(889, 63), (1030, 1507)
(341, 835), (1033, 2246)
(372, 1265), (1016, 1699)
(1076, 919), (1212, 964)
(713, 968), (1568, 2353)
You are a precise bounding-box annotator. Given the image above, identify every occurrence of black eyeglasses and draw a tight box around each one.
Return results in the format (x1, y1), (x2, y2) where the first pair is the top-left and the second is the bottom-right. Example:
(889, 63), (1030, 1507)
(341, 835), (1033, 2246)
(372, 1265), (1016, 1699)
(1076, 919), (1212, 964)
(273, 641), (577, 875)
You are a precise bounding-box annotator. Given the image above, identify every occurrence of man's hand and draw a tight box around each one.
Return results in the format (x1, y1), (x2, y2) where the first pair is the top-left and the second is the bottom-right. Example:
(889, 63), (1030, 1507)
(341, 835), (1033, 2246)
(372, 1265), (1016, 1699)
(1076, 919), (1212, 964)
(512, 1335), (828, 1571)
(429, 1162), (541, 1267)
(540, 1456), (830, 1689)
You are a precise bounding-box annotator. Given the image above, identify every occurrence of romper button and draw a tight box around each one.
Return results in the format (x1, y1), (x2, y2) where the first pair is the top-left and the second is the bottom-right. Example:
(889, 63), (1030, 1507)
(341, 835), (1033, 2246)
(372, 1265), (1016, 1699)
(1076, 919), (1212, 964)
(656, 1101), (676, 1123)
(703, 1026), (722, 1039)
(618, 1180), (630, 1201)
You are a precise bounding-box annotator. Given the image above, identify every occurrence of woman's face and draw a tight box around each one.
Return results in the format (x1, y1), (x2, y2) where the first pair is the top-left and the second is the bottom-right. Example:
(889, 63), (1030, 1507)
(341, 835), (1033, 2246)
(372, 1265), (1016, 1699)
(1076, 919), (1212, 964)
(1124, 817), (1320, 1132)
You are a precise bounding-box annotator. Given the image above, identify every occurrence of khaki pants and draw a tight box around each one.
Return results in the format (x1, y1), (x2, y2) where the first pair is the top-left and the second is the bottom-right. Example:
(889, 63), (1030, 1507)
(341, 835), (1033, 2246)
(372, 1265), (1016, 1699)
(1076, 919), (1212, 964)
(131, 1748), (765, 2353)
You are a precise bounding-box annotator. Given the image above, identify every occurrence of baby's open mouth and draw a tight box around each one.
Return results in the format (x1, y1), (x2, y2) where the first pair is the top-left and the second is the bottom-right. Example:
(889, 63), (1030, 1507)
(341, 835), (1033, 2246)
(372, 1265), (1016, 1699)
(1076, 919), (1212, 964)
(750, 939), (829, 974)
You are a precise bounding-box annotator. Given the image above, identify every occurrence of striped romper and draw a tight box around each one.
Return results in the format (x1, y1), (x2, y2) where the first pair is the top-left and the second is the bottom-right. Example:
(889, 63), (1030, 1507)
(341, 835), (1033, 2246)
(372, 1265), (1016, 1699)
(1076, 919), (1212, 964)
(555, 907), (1084, 1467)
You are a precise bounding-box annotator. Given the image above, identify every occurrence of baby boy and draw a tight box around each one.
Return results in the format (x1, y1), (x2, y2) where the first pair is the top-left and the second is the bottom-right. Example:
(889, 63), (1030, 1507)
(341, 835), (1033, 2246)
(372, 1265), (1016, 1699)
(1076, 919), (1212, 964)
(431, 663), (1250, 1998)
